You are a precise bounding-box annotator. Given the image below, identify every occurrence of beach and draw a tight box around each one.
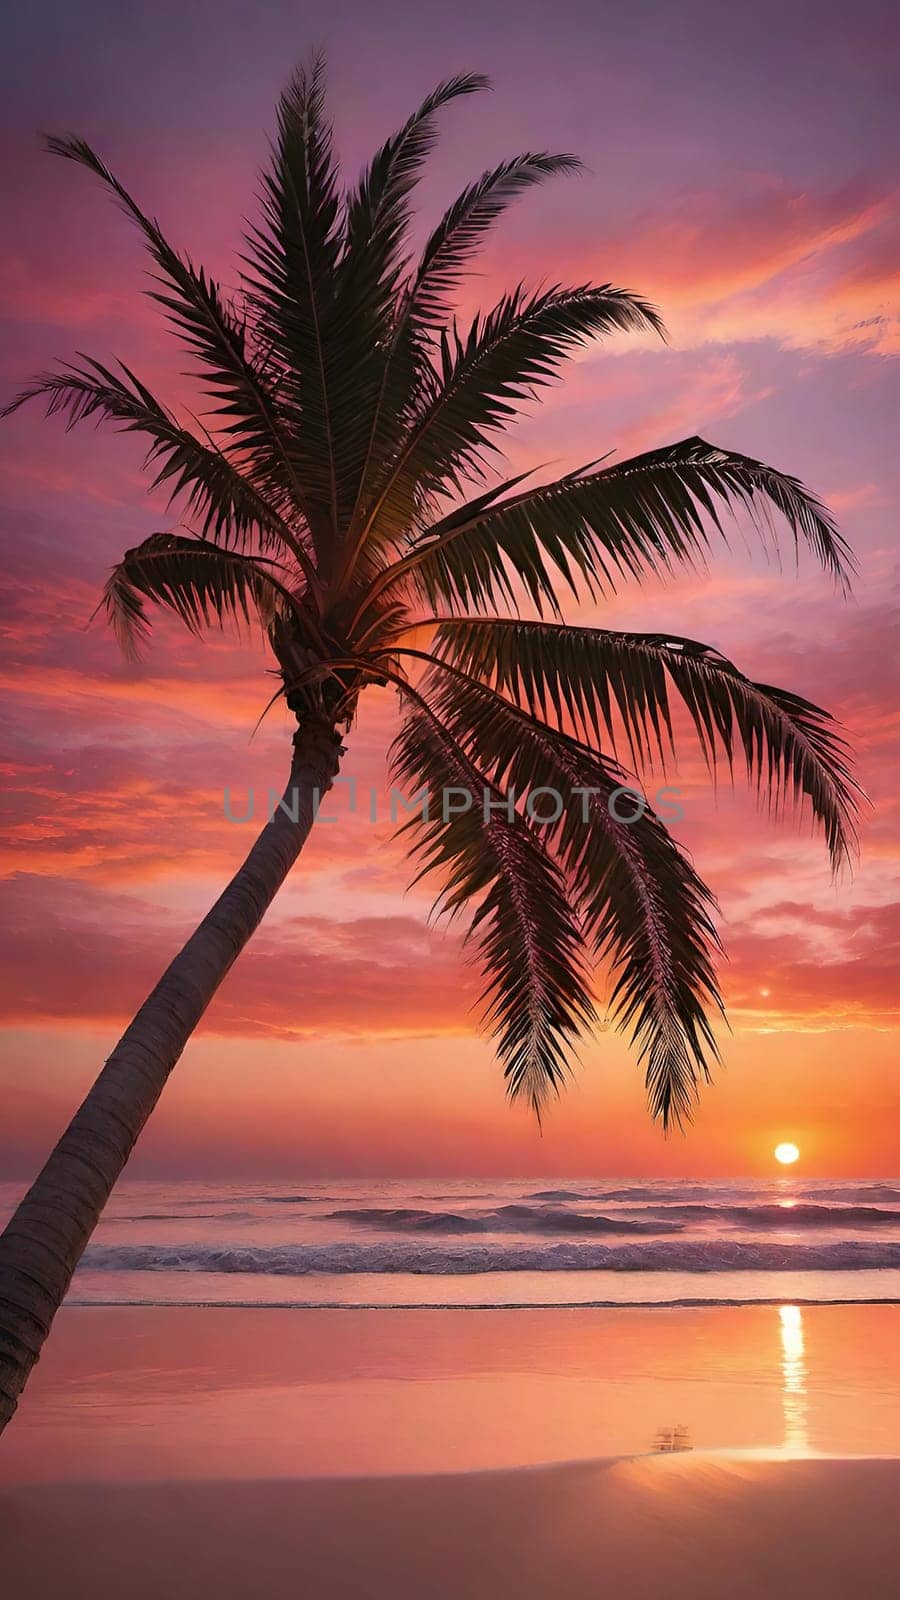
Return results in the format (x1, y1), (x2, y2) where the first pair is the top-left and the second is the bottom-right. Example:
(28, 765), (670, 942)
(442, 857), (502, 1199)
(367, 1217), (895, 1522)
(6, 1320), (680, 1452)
(3, 1456), (899, 1597)
(2, 1179), (898, 1594)
(1, 1301), (898, 1595)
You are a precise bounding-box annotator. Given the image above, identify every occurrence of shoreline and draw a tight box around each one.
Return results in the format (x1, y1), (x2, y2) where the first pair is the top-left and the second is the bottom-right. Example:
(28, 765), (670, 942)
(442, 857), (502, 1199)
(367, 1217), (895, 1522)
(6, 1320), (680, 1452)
(63, 1292), (900, 1309)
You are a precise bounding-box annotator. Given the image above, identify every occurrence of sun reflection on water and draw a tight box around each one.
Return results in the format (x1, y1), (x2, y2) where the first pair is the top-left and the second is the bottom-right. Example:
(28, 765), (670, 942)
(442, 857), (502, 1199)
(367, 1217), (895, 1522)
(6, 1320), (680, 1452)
(779, 1303), (809, 1452)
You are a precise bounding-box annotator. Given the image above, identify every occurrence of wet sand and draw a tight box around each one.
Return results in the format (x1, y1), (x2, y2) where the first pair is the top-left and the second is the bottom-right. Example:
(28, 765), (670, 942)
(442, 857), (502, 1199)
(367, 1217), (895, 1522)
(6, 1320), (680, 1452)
(2, 1302), (900, 1482)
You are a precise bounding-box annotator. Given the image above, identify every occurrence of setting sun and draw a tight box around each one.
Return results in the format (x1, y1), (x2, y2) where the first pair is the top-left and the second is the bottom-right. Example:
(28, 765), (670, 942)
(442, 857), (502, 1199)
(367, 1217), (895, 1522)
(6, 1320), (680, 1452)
(775, 1142), (801, 1165)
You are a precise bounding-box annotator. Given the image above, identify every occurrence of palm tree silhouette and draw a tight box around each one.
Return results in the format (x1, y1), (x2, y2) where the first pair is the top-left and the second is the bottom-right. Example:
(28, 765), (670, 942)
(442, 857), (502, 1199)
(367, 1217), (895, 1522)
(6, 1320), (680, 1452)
(0, 63), (858, 1432)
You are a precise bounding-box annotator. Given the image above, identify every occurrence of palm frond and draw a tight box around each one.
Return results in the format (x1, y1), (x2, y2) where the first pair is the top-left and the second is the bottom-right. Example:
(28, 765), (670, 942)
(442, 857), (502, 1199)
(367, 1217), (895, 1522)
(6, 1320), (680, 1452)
(361, 283), (663, 556)
(44, 133), (304, 516)
(433, 618), (860, 868)
(417, 661), (723, 1127)
(406, 152), (582, 332)
(329, 74), (491, 543)
(390, 435), (853, 615)
(390, 687), (595, 1115)
(2, 360), (309, 562)
(242, 58), (345, 542)
(339, 150), (580, 580)
(345, 72), (490, 281)
(101, 533), (291, 657)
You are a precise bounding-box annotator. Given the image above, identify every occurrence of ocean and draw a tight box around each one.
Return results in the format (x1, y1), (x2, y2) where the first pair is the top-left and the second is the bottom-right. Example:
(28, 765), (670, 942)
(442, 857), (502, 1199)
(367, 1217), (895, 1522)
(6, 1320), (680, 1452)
(5, 1175), (899, 1310)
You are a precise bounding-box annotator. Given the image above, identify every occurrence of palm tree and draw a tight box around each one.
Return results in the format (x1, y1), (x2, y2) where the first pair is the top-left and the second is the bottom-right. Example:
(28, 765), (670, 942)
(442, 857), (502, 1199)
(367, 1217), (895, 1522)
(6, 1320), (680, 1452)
(0, 62), (858, 1434)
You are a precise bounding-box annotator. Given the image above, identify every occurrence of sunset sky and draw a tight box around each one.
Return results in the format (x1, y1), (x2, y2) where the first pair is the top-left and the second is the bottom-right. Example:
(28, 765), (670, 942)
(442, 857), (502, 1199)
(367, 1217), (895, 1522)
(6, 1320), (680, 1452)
(1, 0), (897, 1179)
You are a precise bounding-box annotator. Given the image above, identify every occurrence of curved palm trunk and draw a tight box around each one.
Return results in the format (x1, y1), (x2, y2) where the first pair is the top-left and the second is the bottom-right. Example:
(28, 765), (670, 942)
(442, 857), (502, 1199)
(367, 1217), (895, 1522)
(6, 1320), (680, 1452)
(0, 719), (343, 1436)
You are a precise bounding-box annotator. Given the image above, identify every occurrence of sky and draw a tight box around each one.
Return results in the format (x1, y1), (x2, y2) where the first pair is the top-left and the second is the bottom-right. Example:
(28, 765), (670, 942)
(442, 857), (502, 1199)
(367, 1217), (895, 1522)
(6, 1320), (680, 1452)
(1, 0), (898, 1179)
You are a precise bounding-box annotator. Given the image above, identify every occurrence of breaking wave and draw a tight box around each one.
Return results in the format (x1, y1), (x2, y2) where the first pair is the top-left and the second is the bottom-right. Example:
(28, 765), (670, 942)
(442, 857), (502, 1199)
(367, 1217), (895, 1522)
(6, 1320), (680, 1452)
(80, 1238), (900, 1277)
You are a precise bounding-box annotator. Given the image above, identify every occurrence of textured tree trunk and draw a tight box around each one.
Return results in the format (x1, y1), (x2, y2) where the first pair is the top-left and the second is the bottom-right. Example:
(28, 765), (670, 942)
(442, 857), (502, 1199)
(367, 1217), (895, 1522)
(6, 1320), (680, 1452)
(0, 719), (343, 1436)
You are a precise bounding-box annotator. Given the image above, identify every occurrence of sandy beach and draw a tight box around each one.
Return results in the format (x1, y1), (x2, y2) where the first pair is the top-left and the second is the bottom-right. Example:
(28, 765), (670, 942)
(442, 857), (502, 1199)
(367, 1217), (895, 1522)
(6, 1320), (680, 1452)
(1, 1304), (898, 1594)
(2, 1455), (899, 1598)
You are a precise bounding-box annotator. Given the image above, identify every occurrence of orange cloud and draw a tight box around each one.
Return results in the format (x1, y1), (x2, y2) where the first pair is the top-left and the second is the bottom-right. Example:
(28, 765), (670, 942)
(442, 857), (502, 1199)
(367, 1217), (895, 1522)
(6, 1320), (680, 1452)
(480, 175), (899, 356)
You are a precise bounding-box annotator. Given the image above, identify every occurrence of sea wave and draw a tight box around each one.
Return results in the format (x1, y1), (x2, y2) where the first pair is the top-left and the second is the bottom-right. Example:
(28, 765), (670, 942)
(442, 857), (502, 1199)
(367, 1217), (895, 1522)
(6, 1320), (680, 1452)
(526, 1187), (683, 1203)
(79, 1239), (900, 1277)
(528, 1185), (900, 1208)
(799, 1185), (900, 1203)
(328, 1205), (683, 1236)
(527, 1185), (741, 1203)
(644, 1204), (900, 1228)
(105, 1199), (900, 1233)
(328, 1208), (485, 1234)
(110, 1210), (256, 1223)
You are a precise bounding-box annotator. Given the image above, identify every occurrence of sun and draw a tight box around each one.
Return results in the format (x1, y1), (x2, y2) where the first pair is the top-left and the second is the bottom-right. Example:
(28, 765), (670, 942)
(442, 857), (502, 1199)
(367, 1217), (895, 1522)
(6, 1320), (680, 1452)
(774, 1142), (800, 1165)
